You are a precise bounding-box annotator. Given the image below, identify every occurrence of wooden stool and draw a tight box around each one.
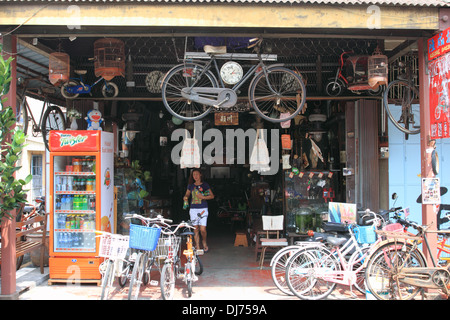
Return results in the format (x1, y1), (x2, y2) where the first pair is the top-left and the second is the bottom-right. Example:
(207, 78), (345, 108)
(234, 231), (248, 247)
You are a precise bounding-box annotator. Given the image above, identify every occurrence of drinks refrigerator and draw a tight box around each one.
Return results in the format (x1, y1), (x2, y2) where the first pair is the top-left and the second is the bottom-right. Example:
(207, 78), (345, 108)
(48, 130), (114, 282)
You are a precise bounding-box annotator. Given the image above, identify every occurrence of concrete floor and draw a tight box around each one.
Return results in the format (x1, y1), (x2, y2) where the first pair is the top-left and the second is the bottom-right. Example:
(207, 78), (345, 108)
(18, 224), (367, 301)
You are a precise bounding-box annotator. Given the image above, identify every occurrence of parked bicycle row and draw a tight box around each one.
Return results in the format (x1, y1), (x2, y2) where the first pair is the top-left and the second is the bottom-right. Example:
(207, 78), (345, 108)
(97, 213), (204, 300)
(270, 202), (450, 300)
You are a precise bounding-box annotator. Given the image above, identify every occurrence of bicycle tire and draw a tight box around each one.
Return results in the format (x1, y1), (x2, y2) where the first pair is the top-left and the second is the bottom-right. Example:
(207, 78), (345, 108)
(383, 79), (420, 135)
(325, 78), (344, 97)
(128, 252), (148, 300)
(118, 250), (132, 288)
(194, 255), (203, 276)
(365, 241), (427, 300)
(160, 262), (176, 300)
(350, 246), (369, 295)
(161, 63), (218, 121)
(271, 246), (303, 295)
(41, 105), (66, 151)
(248, 66), (306, 123)
(61, 81), (80, 99)
(285, 247), (338, 300)
(15, 94), (28, 136)
(186, 263), (193, 298)
(101, 82), (119, 98)
(100, 259), (115, 300)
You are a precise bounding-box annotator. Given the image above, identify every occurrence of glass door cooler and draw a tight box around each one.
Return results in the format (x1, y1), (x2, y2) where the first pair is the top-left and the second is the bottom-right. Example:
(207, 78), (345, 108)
(48, 130), (114, 282)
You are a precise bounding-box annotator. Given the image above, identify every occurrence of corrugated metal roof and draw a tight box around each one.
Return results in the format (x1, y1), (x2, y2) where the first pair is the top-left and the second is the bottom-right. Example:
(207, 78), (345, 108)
(0, 0), (449, 5)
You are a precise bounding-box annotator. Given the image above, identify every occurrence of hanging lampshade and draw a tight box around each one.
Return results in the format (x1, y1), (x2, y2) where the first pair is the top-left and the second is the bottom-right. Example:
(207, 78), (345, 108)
(368, 47), (388, 89)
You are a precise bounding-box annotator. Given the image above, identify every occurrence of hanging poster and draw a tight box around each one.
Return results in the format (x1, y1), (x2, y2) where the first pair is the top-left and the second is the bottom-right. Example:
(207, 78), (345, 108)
(428, 28), (450, 139)
(421, 177), (441, 205)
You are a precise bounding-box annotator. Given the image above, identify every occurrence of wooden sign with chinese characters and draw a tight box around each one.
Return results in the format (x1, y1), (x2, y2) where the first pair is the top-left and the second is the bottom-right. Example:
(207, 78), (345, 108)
(428, 27), (450, 139)
(214, 112), (239, 126)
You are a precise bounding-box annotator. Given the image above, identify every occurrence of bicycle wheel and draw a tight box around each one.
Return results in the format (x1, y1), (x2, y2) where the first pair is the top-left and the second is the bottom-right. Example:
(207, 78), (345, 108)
(100, 259), (115, 300)
(271, 246), (302, 295)
(160, 262), (176, 300)
(15, 95), (28, 135)
(383, 79), (420, 135)
(365, 241), (427, 300)
(61, 81), (80, 99)
(285, 247), (338, 300)
(161, 63), (218, 121)
(118, 249), (132, 287)
(325, 79), (344, 97)
(101, 82), (119, 98)
(194, 255), (203, 276)
(185, 262), (193, 298)
(128, 252), (148, 300)
(249, 66), (306, 123)
(41, 105), (66, 151)
(350, 246), (369, 294)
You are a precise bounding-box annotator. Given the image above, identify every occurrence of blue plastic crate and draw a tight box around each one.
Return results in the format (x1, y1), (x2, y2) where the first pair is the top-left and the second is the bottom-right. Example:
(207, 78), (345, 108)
(354, 225), (377, 244)
(129, 224), (161, 251)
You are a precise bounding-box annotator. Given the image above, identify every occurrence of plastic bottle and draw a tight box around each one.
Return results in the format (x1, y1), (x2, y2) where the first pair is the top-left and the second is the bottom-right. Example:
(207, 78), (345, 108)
(183, 199), (189, 210)
(65, 215), (71, 229)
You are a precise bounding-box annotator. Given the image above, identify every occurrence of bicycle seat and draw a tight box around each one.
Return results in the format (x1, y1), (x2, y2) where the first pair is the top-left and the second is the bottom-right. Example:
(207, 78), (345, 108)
(180, 231), (195, 237)
(203, 45), (227, 55)
(74, 69), (87, 75)
(326, 236), (347, 247)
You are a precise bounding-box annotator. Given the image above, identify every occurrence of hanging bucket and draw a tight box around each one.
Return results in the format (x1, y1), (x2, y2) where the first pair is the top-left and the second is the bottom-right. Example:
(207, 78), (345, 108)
(94, 38), (125, 81)
(48, 52), (70, 86)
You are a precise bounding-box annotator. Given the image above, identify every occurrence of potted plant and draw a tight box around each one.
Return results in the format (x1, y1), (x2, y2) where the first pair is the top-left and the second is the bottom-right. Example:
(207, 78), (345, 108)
(0, 44), (32, 220)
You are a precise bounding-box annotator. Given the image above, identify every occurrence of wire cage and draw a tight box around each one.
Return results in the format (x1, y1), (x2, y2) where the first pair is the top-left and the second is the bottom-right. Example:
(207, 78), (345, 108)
(368, 48), (388, 88)
(48, 52), (70, 86)
(94, 38), (125, 81)
(98, 233), (130, 260)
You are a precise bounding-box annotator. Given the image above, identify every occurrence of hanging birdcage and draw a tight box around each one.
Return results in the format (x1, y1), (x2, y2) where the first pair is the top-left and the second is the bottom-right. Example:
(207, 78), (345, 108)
(368, 47), (388, 88)
(93, 38), (125, 81)
(48, 52), (70, 86)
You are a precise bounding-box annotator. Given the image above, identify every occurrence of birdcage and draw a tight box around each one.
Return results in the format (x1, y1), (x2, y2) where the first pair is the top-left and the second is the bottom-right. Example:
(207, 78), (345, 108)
(368, 47), (388, 88)
(93, 38), (125, 81)
(48, 52), (70, 86)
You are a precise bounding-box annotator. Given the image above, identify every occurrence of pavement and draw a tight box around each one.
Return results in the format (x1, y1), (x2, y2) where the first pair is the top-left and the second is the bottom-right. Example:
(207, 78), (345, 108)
(2, 226), (446, 303)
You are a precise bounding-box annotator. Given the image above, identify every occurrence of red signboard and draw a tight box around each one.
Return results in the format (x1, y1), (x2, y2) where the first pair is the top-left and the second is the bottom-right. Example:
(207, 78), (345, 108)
(49, 130), (100, 152)
(428, 28), (450, 61)
(428, 27), (450, 139)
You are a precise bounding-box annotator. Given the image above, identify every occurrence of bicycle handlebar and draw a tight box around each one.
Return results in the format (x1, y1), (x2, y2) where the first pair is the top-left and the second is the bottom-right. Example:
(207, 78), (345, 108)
(124, 213), (173, 226)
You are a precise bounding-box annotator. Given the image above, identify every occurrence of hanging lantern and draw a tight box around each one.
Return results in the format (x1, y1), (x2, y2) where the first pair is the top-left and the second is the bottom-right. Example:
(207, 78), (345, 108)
(368, 47), (388, 89)
(93, 38), (125, 81)
(48, 52), (70, 86)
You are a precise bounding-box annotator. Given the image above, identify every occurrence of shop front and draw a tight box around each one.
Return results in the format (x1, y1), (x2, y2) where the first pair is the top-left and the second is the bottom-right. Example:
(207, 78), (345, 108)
(1, 0), (449, 294)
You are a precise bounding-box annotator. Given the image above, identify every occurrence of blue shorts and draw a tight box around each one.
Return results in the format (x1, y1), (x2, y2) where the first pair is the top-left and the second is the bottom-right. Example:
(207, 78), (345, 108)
(189, 208), (209, 226)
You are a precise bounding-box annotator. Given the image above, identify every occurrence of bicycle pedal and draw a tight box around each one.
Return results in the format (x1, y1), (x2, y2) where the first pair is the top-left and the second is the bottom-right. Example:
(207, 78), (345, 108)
(197, 249), (204, 255)
(150, 280), (159, 286)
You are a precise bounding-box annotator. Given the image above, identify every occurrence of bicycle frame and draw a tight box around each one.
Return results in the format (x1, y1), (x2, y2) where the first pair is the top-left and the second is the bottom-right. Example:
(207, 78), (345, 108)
(65, 75), (107, 95)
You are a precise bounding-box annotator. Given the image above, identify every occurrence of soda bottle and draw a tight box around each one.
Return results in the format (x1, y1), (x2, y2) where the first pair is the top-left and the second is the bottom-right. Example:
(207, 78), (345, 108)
(75, 215), (80, 229)
(65, 214), (71, 229)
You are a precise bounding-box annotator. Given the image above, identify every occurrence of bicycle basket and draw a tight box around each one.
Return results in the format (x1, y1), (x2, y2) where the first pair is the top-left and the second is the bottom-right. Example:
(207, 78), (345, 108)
(354, 225), (377, 244)
(99, 234), (129, 259)
(129, 224), (161, 251)
(150, 235), (181, 259)
(382, 223), (404, 233)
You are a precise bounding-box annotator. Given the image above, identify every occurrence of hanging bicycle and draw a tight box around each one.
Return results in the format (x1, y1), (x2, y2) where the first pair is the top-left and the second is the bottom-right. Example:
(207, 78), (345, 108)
(383, 57), (420, 138)
(15, 79), (66, 151)
(160, 38), (306, 123)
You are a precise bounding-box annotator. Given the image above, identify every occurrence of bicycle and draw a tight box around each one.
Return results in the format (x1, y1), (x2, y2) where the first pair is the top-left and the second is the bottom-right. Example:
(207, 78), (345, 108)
(125, 213), (172, 300)
(15, 80), (66, 151)
(61, 69), (119, 99)
(283, 210), (408, 299)
(365, 214), (450, 300)
(383, 56), (420, 139)
(161, 38), (306, 123)
(96, 230), (130, 300)
(160, 216), (204, 300)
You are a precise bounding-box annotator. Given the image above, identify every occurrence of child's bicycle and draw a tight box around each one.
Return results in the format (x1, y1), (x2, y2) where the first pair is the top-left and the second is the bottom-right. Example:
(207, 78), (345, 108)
(96, 231), (130, 300)
(160, 216), (204, 300)
(61, 69), (119, 99)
